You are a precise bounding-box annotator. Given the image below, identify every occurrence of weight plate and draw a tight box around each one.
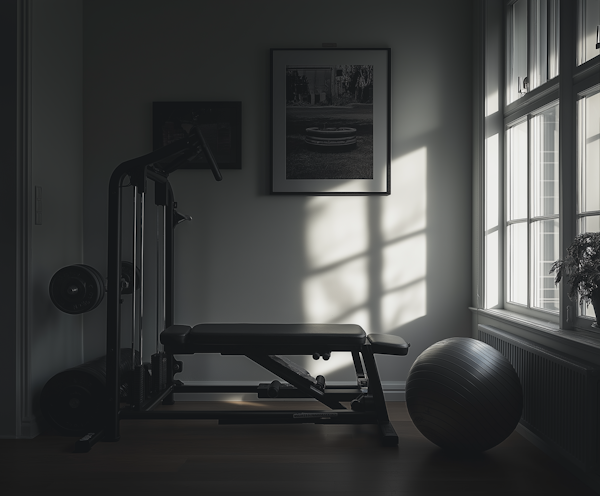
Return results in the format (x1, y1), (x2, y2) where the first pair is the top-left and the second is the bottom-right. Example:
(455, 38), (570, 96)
(41, 369), (105, 436)
(49, 264), (105, 314)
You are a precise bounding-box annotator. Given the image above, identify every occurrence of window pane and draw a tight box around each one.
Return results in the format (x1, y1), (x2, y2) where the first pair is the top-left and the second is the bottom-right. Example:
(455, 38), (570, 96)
(577, 0), (600, 66)
(577, 218), (598, 318)
(531, 105), (559, 218)
(578, 215), (600, 233)
(509, 0), (528, 104)
(485, 231), (499, 309)
(548, 0), (560, 79)
(508, 222), (528, 305)
(508, 120), (528, 221)
(578, 90), (600, 213)
(531, 219), (559, 312)
(530, 0), (548, 90)
(577, 216), (599, 319)
(581, 299), (597, 320)
(486, 134), (499, 230)
(529, 0), (560, 89)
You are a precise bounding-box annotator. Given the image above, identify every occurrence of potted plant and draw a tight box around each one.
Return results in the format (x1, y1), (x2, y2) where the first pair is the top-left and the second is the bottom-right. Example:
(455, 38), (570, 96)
(550, 232), (600, 326)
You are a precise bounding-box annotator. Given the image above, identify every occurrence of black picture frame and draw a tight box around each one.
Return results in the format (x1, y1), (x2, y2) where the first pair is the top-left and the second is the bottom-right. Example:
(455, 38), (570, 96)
(270, 48), (391, 195)
(152, 101), (242, 169)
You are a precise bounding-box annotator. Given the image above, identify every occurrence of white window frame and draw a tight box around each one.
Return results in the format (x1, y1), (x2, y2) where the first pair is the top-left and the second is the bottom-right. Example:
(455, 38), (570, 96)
(506, 0), (560, 105)
(484, 0), (600, 331)
(575, 85), (600, 321)
(504, 101), (561, 320)
(576, 0), (600, 66)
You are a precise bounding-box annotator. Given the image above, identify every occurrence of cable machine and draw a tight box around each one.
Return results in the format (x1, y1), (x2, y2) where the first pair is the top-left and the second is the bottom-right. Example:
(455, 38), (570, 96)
(104, 126), (222, 445)
(44, 124), (410, 453)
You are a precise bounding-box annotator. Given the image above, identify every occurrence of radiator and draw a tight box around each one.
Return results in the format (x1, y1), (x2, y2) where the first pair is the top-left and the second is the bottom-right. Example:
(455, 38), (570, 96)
(478, 325), (600, 473)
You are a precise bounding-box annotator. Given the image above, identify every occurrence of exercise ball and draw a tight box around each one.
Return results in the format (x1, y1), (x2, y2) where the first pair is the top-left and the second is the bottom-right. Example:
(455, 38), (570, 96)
(406, 337), (522, 452)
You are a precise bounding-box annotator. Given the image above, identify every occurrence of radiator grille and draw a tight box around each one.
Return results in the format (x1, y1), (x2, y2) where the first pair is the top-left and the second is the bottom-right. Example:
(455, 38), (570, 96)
(478, 325), (599, 472)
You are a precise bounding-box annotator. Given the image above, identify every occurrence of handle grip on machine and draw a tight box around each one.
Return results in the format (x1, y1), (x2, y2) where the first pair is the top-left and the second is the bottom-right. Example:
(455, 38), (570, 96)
(192, 125), (223, 182)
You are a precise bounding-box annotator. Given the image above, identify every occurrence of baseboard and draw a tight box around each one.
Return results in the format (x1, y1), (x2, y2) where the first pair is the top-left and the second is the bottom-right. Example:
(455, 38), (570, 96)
(516, 423), (600, 494)
(19, 416), (41, 439)
(0, 416), (42, 440)
(172, 381), (406, 402)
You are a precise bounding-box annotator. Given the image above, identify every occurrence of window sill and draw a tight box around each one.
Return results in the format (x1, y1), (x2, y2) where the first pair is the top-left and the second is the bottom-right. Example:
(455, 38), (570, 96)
(469, 307), (600, 353)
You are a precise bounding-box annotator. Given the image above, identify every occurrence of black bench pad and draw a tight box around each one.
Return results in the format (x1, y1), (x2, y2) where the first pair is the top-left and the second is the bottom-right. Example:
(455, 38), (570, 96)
(160, 324), (409, 356)
(161, 325), (192, 345)
(161, 323), (366, 352)
(189, 323), (365, 347)
(367, 334), (410, 355)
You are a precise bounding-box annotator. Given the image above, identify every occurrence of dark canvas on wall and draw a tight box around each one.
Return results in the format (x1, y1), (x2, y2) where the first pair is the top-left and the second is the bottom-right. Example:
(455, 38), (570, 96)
(153, 101), (242, 169)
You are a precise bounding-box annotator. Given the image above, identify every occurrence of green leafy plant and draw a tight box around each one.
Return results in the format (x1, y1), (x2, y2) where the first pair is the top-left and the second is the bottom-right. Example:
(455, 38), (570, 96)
(550, 232), (600, 306)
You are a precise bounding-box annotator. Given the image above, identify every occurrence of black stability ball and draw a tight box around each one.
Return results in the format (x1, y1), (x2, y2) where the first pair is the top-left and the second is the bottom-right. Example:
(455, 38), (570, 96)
(406, 337), (523, 452)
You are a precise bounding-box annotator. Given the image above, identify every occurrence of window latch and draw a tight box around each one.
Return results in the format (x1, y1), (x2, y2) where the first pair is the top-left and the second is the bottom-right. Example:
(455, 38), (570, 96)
(518, 76), (529, 94)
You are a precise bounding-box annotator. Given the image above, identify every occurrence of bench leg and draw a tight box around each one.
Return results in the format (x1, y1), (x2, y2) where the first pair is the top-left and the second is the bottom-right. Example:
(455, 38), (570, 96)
(361, 346), (399, 446)
(352, 351), (368, 389)
(247, 354), (346, 410)
(162, 350), (175, 405)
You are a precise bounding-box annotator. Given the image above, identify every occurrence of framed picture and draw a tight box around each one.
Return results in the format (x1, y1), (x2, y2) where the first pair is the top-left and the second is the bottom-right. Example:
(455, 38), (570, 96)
(153, 101), (242, 169)
(270, 48), (391, 195)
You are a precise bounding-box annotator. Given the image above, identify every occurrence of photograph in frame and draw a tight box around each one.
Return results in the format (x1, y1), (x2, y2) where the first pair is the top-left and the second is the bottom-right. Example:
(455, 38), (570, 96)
(271, 48), (390, 195)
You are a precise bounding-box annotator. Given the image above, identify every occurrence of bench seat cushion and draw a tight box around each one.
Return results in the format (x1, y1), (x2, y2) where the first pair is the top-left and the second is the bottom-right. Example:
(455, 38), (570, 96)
(161, 323), (366, 353)
(367, 333), (410, 355)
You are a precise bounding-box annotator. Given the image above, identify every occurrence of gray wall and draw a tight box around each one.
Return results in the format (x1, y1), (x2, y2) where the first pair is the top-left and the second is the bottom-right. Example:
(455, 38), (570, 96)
(1, 0), (84, 438)
(29, 0), (84, 416)
(81, 0), (474, 387)
(0, 0), (21, 439)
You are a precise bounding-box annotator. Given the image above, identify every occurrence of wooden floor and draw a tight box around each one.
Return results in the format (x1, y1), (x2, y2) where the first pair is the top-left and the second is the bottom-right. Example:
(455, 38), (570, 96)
(1, 401), (597, 496)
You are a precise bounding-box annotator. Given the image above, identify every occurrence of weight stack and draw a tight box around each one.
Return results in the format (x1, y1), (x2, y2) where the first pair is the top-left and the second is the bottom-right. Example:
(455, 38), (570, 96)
(151, 352), (168, 393)
(40, 349), (138, 436)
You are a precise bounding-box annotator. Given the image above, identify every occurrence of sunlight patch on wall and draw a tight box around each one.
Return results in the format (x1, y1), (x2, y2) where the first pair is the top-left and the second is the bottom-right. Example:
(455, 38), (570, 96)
(304, 196), (368, 270)
(381, 233), (427, 328)
(486, 90), (499, 117)
(382, 147), (427, 241)
(302, 256), (369, 323)
(301, 196), (371, 377)
(300, 146), (427, 375)
(379, 147), (428, 327)
(381, 232), (426, 291)
(381, 279), (427, 330)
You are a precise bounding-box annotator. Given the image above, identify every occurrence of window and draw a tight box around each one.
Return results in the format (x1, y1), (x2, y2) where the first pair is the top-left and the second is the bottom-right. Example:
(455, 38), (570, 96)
(481, 1), (600, 329)
(577, 87), (600, 319)
(577, 0), (600, 66)
(507, 0), (528, 103)
(529, 0), (560, 88)
(506, 104), (560, 313)
(507, 0), (560, 105)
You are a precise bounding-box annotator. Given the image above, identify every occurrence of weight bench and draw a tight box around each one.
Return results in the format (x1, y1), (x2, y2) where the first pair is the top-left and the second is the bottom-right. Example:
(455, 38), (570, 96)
(151, 323), (409, 446)
(96, 133), (410, 451)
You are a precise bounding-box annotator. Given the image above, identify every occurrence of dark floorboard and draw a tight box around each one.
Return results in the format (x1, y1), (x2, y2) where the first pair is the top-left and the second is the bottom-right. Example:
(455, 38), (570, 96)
(0, 402), (597, 496)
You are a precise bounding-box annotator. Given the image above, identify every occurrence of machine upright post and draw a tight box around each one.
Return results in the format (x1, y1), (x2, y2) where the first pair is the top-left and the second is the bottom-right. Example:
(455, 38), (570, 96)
(103, 130), (220, 442)
(165, 184), (175, 328)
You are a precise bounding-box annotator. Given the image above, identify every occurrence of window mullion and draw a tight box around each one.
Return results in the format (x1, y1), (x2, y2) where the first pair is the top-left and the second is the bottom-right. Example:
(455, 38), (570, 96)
(558, 0), (577, 329)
